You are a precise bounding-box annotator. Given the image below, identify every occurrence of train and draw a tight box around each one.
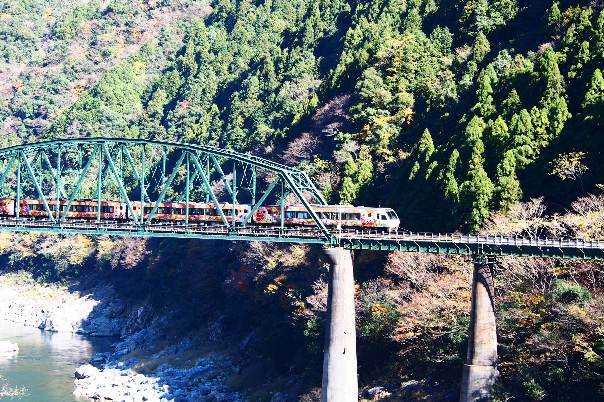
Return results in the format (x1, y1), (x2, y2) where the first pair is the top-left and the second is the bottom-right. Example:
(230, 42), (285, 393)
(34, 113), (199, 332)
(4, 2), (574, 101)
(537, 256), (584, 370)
(0, 198), (401, 232)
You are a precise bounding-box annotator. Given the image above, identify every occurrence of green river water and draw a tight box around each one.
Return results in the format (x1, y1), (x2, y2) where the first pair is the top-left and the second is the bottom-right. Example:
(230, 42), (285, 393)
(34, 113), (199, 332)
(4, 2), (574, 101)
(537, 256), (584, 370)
(0, 320), (113, 402)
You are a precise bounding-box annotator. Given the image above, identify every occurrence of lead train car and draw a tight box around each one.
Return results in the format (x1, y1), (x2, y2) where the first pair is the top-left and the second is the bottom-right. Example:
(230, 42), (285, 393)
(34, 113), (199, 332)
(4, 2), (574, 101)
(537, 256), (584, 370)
(252, 204), (400, 232)
(0, 198), (400, 232)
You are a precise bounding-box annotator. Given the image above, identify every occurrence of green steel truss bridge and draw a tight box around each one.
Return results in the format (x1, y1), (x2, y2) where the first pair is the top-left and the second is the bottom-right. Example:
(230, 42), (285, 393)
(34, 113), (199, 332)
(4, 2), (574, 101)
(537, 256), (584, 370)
(0, 137), (603, 260)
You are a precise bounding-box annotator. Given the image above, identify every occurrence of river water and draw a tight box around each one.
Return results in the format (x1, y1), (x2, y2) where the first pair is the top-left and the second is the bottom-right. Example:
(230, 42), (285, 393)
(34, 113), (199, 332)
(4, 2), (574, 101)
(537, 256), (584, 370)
(0, 320), (113, 402)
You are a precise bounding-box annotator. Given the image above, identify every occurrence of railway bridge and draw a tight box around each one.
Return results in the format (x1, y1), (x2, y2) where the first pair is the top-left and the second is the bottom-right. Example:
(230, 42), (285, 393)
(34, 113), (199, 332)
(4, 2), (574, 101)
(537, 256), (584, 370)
(0, 138), (603, 402)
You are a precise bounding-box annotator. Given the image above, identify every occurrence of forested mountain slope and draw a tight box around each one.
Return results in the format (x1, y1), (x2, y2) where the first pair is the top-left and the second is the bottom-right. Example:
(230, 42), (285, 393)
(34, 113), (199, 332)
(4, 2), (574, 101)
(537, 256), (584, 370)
(3, 0), (603, 232)
(2, 0), (604, 400)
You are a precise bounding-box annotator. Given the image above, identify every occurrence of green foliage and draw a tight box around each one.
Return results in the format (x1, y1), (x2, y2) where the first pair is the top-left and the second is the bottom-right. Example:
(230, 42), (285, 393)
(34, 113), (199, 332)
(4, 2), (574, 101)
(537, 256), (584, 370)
(409, 128), (435, 179)
(460, 145), (494, 231)
(495, 150), (522, 210)
(441, 149), (460, 204)
(339, 145), (373, 203)
(550, 279), (591, 306)
(303, 316), (323, 355)
(581, 69), (604, 125)
(459, 116), (494, 230)
(473, 66), (497, 117)
(473, 31), (491, 62)
(357, 281), (401, 344)
(50, 56), (147, 138)
(547, 2), (562, 34)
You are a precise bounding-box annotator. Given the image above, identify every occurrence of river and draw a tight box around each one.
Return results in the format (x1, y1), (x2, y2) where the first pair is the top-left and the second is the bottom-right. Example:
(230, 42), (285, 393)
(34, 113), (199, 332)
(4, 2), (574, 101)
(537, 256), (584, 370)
(0, 320), (114, 402)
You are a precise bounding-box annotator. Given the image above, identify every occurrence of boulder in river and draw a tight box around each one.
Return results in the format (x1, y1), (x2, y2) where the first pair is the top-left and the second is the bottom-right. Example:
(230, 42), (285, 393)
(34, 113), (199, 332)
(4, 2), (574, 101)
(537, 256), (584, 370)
(75, 364), (100, 379)
(0, 340), (19, 355)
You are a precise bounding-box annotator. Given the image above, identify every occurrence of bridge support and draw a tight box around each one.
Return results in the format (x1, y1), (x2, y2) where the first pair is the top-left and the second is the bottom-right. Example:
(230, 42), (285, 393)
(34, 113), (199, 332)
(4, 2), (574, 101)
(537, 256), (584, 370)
(460, 257), (499, 402)
(321, 247), (358, 402)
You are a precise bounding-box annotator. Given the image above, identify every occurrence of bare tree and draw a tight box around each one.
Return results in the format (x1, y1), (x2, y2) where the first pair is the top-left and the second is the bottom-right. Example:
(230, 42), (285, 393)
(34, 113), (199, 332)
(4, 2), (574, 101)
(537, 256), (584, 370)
(281, 132), (320, 165)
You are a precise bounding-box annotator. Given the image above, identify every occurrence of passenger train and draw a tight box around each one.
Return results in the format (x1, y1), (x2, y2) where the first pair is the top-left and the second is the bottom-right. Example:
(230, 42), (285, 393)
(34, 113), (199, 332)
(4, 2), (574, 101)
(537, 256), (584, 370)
(0, 198), (400, 232)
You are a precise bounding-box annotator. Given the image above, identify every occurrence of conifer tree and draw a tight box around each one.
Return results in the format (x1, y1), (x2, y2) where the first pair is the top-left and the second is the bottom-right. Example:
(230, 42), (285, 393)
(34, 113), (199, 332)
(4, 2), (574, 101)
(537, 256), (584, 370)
(409, 129), (434, 180)
(502, 89), (521, 116)
(547, 1), (562, 35)
(460, 138), (494, 232)
(473, 67), (497, 117)
(539, 48), (565, 104)
(441, 149), (460, 203)
(465, 115), (486, 143)
(495, 150), (522, 210)
(473, 32), (491, 62)
(417, 128), (435, 163)
(510, 109), (535, 168)
(490, 115), (509, 146)
(596, 11), (604, 58)
(582, 68), (604, 126)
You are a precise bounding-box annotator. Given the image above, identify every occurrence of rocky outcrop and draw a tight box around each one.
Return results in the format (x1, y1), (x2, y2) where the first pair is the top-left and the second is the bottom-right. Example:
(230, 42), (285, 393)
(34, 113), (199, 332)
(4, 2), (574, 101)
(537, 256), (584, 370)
(0, 272), (124, 336)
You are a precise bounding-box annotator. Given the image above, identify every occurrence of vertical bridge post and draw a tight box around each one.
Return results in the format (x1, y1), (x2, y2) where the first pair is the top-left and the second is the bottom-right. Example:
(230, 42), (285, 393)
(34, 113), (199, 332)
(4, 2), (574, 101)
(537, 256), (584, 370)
(322, 247), (358, 402)
(460, 256), (499, 402)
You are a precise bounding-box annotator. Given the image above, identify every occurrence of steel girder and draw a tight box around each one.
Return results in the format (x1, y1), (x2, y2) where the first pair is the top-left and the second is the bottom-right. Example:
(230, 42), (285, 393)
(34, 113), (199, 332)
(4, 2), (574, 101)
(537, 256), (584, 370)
(0, 138), (332, 240)
(0, 138), (603, 260)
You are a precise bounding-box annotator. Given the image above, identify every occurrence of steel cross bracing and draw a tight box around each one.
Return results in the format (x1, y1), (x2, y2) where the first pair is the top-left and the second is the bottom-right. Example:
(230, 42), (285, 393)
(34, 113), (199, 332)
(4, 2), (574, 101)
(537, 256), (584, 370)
(0, 138), (603, 260)
(0, 138), (330, 237)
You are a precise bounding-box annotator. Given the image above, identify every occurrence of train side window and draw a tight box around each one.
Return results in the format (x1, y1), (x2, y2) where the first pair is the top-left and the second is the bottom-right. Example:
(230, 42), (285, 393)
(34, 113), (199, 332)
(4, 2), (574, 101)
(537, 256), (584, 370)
(297, 212), (309, 219)
(285, 211), (295, 219)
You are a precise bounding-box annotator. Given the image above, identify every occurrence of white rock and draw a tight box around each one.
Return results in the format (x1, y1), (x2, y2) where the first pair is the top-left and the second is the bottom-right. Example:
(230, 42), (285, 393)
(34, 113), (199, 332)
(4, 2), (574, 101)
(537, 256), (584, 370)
(75, 364), (100, 380)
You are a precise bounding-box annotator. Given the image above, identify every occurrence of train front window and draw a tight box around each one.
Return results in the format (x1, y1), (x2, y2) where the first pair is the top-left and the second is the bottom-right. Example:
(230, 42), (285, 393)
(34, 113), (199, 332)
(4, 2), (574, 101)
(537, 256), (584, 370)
(387, 211), (398, 219)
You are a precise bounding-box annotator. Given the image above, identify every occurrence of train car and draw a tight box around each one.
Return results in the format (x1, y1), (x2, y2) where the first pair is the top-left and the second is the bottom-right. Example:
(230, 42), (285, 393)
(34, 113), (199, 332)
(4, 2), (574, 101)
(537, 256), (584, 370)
(0, 197), (400, 232)
(253, 204), (400, 232)
(0, 198), (124, 220)
(130, 201), (251, 224)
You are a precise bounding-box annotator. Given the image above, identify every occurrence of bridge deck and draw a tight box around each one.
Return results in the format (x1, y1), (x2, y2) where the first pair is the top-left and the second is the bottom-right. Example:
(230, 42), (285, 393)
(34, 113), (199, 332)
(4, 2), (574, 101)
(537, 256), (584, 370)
(0, 218), (603, 259)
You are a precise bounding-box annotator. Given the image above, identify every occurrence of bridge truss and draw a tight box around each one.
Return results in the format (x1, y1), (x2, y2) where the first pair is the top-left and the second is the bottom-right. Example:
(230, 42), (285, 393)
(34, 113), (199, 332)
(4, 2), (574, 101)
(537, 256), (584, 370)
(0, 138), (603, 260)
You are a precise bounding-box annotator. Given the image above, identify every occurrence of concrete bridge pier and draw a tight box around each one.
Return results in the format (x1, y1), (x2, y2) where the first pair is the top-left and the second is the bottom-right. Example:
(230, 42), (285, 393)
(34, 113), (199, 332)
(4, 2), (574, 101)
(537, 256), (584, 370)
(460, 257), (499, 402)
(321, 247), (358, 402)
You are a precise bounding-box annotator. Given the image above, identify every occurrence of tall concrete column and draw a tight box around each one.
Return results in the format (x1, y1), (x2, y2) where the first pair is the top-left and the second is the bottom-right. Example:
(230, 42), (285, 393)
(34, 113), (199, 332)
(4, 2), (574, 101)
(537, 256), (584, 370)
(460, 258), (499, 402)
(321, 247), (358, 402)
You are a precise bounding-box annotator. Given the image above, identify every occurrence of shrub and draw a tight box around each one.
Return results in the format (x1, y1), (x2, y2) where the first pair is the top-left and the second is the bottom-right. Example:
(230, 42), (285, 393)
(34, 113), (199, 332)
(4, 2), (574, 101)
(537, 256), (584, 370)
(550, 279), (591, 306)
(357, 281), (402, 344)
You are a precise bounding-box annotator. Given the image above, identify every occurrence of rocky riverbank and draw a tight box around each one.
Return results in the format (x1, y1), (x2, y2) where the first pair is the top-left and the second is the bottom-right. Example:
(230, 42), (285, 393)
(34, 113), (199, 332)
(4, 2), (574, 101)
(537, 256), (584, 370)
(0, 271), (242, 401)
(0, 271), (124, 336)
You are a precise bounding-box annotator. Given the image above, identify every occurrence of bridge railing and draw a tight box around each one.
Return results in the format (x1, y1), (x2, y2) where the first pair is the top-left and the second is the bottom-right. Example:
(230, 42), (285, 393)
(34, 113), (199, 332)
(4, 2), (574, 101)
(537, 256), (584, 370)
(336, 229), (599, 246)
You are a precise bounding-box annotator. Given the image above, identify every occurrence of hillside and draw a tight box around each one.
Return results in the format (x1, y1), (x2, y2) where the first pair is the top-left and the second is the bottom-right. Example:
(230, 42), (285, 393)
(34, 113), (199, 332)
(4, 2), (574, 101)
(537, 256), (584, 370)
(1, 0), (604, 401)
